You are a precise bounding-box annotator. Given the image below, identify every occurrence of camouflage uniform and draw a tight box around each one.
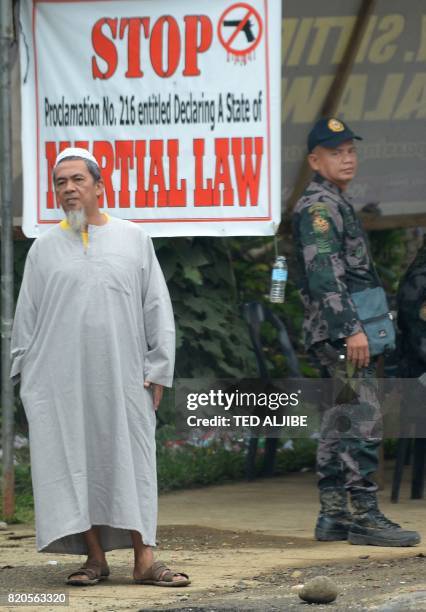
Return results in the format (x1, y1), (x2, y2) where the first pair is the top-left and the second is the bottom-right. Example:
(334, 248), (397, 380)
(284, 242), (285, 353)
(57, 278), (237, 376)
(292, 173), (378, 350)
(292, 173), (382, 514)
(397, 237), (426, 378)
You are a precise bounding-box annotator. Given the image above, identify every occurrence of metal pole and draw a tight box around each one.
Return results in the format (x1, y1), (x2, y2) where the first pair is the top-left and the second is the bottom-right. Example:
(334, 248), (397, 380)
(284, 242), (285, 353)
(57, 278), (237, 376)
(0, 0), (15, 519)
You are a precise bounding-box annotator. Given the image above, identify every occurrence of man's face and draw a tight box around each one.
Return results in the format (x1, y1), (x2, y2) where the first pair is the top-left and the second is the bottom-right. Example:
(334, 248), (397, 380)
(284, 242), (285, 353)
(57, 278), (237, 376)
(308, 140), (358, 190)
(54, 159), (103, 214)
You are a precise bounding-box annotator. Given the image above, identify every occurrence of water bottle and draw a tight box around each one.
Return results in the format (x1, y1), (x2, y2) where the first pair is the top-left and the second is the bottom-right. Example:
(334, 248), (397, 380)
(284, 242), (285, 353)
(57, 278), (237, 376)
(269, 256), (288, 303)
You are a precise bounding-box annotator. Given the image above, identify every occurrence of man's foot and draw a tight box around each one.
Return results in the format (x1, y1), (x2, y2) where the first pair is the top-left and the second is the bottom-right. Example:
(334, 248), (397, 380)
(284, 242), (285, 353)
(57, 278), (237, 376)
(134, 549), (189, 585)
(66, 558), (110, 586)
(134, 560), (190, 587)
(134, 557), (189, 586)
(131, 531), (189, 586)
(315, 513), (352, 541)
(348, 510), (421, 547)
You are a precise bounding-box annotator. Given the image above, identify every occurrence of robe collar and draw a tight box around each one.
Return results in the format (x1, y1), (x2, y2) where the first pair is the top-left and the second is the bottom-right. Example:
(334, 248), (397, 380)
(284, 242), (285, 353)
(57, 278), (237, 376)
(60, 213), (110, 230)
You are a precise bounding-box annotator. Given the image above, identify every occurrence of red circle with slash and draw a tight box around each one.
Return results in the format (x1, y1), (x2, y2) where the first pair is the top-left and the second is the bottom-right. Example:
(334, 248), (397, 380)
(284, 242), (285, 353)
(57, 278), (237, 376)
(217, 3), (263, 57)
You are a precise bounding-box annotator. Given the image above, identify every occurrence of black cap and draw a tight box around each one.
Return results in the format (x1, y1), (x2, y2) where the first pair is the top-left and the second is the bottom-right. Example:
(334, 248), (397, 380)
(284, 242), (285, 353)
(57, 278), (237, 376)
(307, 117), (362, 153)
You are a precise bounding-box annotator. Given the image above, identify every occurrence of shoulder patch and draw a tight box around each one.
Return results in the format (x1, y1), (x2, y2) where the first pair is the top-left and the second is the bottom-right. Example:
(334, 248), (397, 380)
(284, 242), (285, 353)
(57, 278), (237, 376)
(308, 203), (333, 253)
(313, 216), (330, 234)
(309, 203), (331, 234)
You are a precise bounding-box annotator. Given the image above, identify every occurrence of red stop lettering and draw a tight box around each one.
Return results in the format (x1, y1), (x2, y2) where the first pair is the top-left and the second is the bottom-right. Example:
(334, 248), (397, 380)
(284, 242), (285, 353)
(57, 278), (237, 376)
(92, 18), (118, 79)
(150, 16), (180, 78)
(183, 16), (213, 76)
(92, 15), (212, 79)
(119, 18), (150, 78)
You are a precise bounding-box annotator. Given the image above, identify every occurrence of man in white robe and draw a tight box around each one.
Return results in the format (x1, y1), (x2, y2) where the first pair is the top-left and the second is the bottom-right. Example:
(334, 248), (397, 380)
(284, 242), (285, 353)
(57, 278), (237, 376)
(11, 148), (189, 587)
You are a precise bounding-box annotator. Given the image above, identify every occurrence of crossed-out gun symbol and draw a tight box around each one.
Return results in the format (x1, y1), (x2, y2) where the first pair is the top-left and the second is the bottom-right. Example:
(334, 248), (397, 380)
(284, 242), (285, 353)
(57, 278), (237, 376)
(223, 19), (255, 42)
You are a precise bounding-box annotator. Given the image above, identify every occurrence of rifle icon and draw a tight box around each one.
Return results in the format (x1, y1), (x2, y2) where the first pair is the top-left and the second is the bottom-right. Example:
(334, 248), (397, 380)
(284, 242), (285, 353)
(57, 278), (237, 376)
(223, 19), (255, 43)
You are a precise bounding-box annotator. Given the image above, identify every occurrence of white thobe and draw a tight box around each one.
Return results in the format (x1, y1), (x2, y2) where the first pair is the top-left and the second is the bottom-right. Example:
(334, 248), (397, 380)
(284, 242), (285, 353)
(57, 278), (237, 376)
(10, 216), (175, 554)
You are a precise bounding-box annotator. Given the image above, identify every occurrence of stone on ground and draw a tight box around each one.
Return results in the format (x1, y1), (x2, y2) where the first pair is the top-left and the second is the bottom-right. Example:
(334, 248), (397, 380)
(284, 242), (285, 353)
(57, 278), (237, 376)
(298, 575), (338, 604)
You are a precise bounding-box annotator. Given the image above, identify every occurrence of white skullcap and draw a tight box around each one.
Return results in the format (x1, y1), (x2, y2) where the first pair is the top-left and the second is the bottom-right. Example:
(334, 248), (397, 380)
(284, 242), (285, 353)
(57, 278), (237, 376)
(54, 147), (99, 168)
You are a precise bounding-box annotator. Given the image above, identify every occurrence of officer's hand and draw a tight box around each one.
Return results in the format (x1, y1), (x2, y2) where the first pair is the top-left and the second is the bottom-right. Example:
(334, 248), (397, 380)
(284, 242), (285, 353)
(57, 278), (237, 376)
(144, 381), (164, 410)
(346, 332), (370, 369)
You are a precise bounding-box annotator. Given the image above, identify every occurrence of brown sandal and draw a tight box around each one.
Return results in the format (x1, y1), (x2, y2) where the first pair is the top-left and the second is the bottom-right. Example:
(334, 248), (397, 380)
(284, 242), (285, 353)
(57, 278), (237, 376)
(134, 560), (190, 587)
(66, 560), (110, 586)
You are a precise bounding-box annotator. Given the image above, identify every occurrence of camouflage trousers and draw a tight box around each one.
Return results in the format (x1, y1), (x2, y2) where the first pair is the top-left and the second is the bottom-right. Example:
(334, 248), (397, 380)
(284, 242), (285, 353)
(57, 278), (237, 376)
(312, 341), (383, 497)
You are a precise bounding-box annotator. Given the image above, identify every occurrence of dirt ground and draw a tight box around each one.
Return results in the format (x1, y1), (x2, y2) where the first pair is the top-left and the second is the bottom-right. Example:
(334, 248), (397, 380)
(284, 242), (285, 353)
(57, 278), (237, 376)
(0, 469), (425, 611)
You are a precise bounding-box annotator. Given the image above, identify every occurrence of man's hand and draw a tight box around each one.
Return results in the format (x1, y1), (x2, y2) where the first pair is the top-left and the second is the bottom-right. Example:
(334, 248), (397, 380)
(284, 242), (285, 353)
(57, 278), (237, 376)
(346, 331), (370, 369)
(144, 381), (164, 410)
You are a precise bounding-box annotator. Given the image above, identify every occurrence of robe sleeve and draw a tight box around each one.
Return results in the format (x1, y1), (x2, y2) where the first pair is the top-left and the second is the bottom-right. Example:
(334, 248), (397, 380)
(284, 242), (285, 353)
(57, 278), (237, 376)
(10, 247), (39, 385)
(141, 236), (176, 387)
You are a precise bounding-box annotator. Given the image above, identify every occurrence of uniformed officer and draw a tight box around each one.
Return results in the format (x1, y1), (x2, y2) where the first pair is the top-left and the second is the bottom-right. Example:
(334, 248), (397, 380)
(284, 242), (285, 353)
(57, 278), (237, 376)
(292, 117), (420, 546)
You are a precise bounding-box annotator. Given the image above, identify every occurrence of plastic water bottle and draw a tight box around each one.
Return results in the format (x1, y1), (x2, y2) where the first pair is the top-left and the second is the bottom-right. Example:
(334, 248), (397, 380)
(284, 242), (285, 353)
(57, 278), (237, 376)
(269, 256), (288, 303)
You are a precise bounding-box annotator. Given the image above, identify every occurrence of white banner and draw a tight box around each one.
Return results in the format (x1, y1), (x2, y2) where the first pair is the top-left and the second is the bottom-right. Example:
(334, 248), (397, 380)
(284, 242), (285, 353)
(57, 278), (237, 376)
(19, 0), (281, 238)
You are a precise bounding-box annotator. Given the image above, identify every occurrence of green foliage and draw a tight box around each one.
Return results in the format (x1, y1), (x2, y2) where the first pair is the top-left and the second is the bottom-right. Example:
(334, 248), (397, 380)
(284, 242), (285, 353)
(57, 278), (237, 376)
(155, 424), (316, 492)
(274, 438), (316, 472)
(369, 229), (406, 293)
(383, 438), (397, 459)
(0, 464), (34, 524)
(229, 236), (308, 377)
(154, 236), (257, 378)
(157, 443), (246, 491)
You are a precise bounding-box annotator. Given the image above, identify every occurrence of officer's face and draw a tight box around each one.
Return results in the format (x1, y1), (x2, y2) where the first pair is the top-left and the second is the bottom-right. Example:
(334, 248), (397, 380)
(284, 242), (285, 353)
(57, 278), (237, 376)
(308, 140), (358, 190)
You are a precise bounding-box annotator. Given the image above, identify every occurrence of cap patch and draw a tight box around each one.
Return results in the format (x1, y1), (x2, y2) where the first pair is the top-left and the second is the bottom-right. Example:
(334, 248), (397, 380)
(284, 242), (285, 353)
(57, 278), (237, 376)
(328, 118), (345, 132)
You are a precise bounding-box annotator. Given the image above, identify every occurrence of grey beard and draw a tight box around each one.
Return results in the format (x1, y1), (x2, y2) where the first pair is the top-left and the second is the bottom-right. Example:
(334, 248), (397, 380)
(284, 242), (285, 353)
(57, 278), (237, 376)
(66, 209), (87, 233)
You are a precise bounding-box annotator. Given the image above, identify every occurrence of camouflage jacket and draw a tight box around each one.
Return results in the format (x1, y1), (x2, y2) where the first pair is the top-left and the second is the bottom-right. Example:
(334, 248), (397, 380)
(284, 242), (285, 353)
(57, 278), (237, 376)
(292, 173), (378, 350)
(397, 237), (426, 367)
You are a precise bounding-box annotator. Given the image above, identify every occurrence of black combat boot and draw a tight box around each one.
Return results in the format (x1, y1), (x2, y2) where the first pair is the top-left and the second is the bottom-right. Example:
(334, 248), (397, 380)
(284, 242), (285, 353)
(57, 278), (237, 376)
(315, 487), (352, 541)
(348, 493), (421, 546)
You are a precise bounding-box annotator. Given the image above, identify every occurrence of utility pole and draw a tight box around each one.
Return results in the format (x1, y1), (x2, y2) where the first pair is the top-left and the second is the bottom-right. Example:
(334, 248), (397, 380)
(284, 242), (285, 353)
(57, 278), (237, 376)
(0, 0), (15, 519)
